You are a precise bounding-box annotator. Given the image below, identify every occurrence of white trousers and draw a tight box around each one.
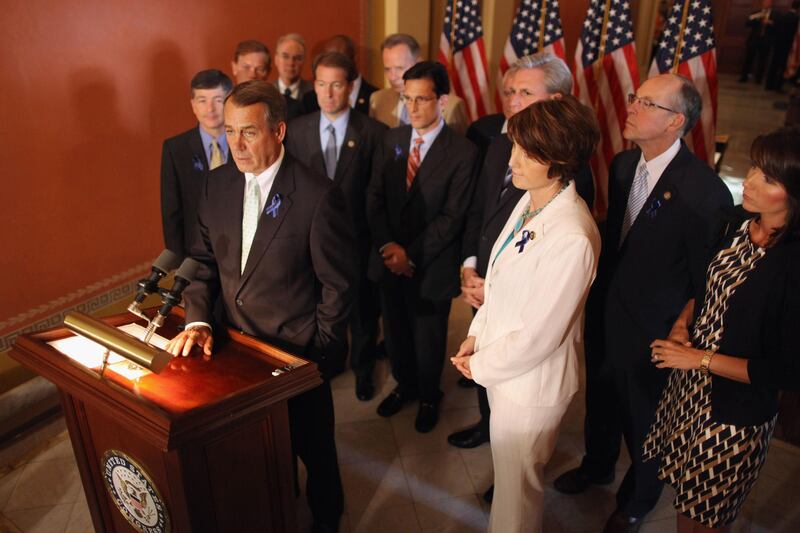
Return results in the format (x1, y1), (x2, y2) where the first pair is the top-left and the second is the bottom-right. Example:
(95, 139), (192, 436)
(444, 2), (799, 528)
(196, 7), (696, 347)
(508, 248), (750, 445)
(487, 389), (572, 533)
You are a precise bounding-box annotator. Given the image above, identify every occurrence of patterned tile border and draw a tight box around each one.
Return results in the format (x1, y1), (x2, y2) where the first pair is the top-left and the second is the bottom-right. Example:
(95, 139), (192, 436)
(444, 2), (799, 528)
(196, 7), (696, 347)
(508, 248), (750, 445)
(0, 261), (152, 352)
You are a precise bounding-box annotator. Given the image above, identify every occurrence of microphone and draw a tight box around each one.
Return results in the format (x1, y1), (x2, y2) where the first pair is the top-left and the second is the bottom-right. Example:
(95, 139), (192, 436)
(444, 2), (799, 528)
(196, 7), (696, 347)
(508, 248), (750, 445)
(143, 258), (201, 343)
(128, 249), (182, 318)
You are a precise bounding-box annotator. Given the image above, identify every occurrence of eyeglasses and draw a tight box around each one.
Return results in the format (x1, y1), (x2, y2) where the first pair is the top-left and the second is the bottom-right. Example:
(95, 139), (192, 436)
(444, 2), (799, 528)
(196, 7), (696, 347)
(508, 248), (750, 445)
(627, 93), (678, 114)
(401, 94), (437, 106)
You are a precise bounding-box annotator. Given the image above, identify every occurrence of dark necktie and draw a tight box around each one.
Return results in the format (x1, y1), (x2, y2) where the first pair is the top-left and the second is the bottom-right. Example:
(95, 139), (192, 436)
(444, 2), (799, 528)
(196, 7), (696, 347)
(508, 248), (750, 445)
(284, 88), (292, 98)
(499, 167), (513, 198)
(324, 124), (337, 180)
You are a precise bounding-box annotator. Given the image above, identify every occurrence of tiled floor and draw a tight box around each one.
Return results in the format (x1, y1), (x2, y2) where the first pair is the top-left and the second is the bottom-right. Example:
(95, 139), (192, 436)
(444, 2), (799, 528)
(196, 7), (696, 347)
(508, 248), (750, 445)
(1, 297), (799, 532)
(1, 74), (799, 532)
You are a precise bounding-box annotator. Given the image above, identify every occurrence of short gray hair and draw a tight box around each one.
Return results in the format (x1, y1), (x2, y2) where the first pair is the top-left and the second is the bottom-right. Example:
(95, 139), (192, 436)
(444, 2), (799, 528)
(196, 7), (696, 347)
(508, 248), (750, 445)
(276, 33), (306, 55)
(669, 74), (702, 135)
(506, 51), (573, 96)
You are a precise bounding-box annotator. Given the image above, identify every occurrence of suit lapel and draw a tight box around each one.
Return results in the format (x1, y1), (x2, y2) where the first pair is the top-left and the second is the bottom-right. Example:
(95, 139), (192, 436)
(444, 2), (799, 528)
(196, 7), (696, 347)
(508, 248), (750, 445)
(305, 112), (327, 176)
(189, 128), (208, 172)
(238, 158), (295, 290)
(334, 113), (360, 184)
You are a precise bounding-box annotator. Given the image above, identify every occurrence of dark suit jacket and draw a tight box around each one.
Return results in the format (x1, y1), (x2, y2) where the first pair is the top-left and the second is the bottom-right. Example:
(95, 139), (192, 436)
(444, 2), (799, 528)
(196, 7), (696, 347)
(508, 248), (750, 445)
(160, 126), (231, 256)
(366, 124), (478, 301)
(462, 135), (596, 277)
(285, 110), (386, 253)
(466, 112), (505, 165)
(301, 78), (379, 116)
(590, 143), (732, 377)
(690, 207), (800, 425)
(184, 153), (358, 376)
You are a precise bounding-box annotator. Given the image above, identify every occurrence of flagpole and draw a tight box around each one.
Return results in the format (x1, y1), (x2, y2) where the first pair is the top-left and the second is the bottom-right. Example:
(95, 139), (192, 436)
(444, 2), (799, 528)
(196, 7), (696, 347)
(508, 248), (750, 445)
(673, 0), (691, 73)
(538, 0), (549, 51)
(593, 0), (613, 109)
(449, 0), (459, 67)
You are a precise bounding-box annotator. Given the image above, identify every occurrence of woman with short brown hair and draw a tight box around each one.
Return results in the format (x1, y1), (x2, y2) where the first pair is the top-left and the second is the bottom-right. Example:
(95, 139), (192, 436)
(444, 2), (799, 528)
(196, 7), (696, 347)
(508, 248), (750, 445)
(452, 95), (601, 532)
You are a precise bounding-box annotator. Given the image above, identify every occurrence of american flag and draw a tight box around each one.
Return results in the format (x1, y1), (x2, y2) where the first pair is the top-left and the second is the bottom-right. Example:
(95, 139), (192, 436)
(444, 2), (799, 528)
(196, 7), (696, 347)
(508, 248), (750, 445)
(438, 0), (493, 121)
(574, 0), (640, 218)
(497, 0), (567, 111)
(650, 0), (717, 165)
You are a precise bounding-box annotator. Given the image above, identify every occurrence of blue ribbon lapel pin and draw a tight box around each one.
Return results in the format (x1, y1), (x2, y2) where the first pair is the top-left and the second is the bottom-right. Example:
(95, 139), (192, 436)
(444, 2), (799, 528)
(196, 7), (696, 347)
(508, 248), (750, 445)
(265, 193), (282, 219)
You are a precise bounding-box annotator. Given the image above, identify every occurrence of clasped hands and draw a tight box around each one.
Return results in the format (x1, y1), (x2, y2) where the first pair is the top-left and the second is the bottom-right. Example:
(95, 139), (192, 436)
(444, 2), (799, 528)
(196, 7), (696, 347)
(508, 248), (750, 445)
(450, 336), (476, 380)
(460, 267), (485, 309)
(382, 243), (413, 277)
(649, 322), (704, 370)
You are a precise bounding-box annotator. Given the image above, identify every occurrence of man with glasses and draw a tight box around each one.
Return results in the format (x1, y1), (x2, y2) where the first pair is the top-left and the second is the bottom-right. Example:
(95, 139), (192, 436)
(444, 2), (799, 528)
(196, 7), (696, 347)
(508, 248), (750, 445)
(273, 33), (313, 101)
(553, 73), (732, 532)
(367, 61), (478, 433)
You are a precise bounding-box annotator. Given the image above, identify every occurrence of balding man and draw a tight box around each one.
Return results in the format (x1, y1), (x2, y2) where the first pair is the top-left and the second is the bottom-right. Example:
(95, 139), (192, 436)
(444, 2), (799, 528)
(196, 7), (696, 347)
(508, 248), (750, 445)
(369, 33), (469, 135)
(302, 34), (378, 115)
(273, 33), (313, 101)
(554, 74), (732, 532)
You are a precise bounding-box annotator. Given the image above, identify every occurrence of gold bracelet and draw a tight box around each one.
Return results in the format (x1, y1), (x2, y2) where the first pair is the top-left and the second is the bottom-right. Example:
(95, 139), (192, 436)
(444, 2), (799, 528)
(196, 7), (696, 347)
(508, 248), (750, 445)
(700, 350), (714, 375)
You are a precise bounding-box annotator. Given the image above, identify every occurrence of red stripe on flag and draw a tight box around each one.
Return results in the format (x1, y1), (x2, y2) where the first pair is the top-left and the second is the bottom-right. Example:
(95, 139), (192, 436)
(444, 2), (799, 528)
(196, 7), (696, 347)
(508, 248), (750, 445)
(462, 42), (487, 119)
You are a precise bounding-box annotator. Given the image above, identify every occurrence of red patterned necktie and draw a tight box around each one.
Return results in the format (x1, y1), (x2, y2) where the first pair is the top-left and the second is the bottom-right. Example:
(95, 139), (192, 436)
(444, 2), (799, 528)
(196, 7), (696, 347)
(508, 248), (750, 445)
(406, 137), (424, 191)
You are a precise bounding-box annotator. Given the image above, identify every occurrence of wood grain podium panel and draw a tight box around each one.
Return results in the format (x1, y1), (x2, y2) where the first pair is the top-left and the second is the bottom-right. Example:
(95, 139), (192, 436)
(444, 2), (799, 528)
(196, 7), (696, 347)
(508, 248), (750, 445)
(10, 308), (317, 532)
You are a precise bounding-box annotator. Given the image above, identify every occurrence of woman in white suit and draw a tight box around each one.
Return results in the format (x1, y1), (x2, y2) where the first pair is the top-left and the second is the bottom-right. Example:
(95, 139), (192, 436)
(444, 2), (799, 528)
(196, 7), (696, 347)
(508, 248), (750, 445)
(452, 95), (601, 532)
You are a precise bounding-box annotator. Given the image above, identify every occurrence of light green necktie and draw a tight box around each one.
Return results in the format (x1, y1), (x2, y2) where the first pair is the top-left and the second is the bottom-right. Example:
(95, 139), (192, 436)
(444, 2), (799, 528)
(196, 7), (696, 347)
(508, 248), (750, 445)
(241, 178), (261, 274)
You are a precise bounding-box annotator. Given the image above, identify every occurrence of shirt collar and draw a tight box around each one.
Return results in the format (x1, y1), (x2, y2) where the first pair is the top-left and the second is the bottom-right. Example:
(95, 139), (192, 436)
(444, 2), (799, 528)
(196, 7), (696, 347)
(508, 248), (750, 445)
(411, 118), (445, 146)
(278, 78), (300, 95)
(320, 108), (351, 131)
(501, 119), (508, 134)
(638, 139), (681, 191)
(349, 76), (362, 108)
(198, 126), (227, 150)
(244, 145), (285, 186)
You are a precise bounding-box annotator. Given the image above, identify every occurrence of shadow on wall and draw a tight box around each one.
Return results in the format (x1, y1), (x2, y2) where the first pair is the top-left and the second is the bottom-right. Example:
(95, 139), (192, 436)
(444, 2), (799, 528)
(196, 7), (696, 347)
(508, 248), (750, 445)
(61, 67), (148, 267)
(148, 39), (190, 142)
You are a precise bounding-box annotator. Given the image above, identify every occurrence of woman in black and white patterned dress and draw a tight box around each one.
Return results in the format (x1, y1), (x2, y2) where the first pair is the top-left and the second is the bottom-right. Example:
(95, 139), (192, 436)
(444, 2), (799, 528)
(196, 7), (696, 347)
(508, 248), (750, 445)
(643, 127), (800, 532)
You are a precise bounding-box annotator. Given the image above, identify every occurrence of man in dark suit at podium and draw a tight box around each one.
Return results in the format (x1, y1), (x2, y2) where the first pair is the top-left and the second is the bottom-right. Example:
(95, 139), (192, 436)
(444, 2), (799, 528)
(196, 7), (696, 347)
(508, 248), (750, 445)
(301, 35), (378, 116)
(166, 80), (357, 533)
(285, 51), (387, 401)
(160, 69), (233, 257)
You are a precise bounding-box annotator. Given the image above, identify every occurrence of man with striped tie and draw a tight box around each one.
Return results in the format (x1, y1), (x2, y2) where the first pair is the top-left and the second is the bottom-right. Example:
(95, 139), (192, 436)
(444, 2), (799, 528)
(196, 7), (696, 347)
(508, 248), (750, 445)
(554, 73), (732, 532)
(160, 69), (233, 258)
(367, 61), (478, 433)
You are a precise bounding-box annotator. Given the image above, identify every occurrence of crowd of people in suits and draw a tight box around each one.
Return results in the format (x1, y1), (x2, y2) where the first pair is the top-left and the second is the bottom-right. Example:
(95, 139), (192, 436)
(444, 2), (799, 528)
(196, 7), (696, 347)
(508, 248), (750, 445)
(740, 0), (800, 92)
(159, 31), (800, 533)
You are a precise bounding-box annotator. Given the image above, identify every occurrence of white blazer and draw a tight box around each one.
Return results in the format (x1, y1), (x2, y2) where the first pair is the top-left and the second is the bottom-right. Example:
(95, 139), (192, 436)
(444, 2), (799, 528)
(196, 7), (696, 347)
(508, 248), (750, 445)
(469, 181), (601, 407)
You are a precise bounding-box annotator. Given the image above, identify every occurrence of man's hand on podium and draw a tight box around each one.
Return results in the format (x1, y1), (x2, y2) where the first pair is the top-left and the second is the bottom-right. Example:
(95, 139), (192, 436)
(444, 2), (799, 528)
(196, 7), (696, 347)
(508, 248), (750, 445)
(165, 326), (214, 358)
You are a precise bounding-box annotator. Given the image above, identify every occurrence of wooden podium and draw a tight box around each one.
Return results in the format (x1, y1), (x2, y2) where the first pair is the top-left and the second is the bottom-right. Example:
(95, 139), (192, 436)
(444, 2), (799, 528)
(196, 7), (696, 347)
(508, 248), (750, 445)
(9, 308), (320, 532)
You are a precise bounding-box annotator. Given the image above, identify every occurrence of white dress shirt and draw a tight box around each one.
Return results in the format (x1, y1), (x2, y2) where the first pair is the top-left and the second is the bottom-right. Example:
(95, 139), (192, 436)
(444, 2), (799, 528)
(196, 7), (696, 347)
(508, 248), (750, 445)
(320, 109), (350, 161)
(638, 139), (681, 195)
(277, 79), (301, 100)
(185, 146), (285, 332)
(348, 76), (363, 109)
(409, 118), (445, 164)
